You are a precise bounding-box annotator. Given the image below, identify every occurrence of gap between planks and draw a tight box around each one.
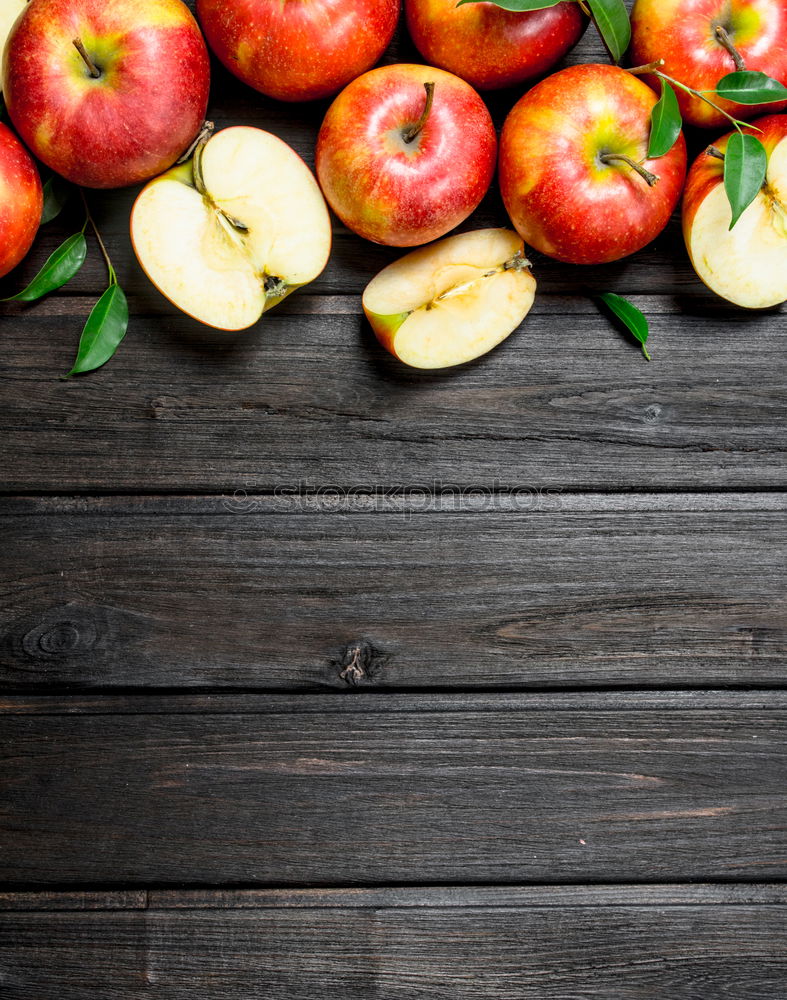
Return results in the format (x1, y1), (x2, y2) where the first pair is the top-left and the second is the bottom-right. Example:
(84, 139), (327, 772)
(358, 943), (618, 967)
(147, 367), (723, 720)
(1, 884), (785, 911)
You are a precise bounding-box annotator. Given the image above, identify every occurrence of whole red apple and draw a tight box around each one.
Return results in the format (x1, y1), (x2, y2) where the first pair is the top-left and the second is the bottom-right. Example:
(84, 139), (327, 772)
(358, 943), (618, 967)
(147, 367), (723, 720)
(2, 0), (210, 189)
(0, 122), (42, 278)
(316, 63), (497, 247)
(405, 0), (587, 91)
(499, 63), (688, 265)
(197, 0), (400, 103)
(630, 0), (787, 128)
(683, 113), (787, 307)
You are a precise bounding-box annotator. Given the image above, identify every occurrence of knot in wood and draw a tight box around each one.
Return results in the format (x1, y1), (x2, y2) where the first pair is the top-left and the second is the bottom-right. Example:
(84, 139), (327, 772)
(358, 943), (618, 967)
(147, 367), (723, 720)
(334, 640), (387, 687)
(21, 609), (98, 659)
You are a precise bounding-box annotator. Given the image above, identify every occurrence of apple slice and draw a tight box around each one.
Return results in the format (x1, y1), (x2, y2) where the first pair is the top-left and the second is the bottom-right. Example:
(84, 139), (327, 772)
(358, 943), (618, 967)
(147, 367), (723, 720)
(363, 228), (536, 369)
(683, 115), (787, 309)
(0, 0), (26, 94)
(131, 125), (332, 330)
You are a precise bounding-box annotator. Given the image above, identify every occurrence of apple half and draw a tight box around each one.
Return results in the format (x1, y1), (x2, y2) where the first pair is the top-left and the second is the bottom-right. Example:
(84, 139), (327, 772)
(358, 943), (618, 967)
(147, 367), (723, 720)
(0, 0), (26, 95)
(363, 228), (536, 369)
(683, 114), (787, 309)
(131, 125), (332, 330)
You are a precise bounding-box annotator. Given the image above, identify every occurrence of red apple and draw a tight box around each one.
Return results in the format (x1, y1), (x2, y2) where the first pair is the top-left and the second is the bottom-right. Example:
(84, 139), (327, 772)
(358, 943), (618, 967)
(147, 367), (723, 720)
(2, 0), (210, 189)
(0, 122), (42, 278)
(405, 0), (587, 91)
(316, 63), (497, 247)
(630, 0), (787, 128)
(683, 114), (787, 307)
(196, 0), (400, 103)
(499, 63), (688, 265)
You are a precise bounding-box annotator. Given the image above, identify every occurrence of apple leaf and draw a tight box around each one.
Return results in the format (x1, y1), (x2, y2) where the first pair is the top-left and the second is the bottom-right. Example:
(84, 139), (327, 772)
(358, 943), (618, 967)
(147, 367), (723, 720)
(455, 0), (564, 9)
(714, 71), (787, 105)
(586, 0), (631, 63)
(41, 176), (71, 225)
(597, 292), (651, 361)
(648, 81), (682, 159)
(1, 232), (86, 303)
(724, 132), (767, 230)
(65, 284), (129, 377)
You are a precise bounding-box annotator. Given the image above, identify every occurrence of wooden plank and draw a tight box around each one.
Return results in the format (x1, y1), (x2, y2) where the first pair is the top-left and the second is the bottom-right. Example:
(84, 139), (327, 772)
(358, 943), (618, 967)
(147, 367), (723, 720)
(1, 694), (785, 885)
(1, 495), (783, 690)
(1, 301), (784, 492)
(0, 887), (785, 998)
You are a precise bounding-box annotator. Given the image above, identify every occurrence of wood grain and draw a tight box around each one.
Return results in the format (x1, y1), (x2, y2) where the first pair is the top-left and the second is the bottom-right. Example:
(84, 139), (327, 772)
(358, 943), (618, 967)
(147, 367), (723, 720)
(1, 494), (783, 690)
(1, 886), (785, 999)
(1, 298), (784, 492)
(1, 694), (785, 885)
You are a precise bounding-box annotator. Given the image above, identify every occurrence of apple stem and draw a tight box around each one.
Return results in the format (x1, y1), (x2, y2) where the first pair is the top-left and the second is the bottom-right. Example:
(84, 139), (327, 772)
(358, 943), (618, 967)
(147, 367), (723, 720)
(177, 120), (215, 166)
(402, 83), (435, 145)
(626, 60), (666, 76)
(72, 38), (101, 79)
(600, 153), (659, 187)
(714, 25), (746, 72)
(706, 145), (726, 161)
(79, 189), (116, 286)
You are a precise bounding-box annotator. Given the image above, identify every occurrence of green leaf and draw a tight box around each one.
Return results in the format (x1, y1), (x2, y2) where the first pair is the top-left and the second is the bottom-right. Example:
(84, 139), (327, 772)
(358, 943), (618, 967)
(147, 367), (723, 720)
(648, 81), (682, 158)
(65, 284), (128, 377)
(455, 0), (563, 9)
(724, 131), (767, 230)
(1, 232), (86, 302)
(586, 0), (631, 63)
(597, 292), (651, 361)
(40, 176), (71, 225)
(714, 71), (787, 105)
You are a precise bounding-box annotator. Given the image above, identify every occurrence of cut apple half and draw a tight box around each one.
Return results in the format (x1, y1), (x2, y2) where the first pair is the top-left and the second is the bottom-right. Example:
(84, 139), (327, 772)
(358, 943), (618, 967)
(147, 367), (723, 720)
(684, 132), (787, 310)
(130, 125), (332, 330)
(0, 0), (26, 94)
(363, 228), (536, 369)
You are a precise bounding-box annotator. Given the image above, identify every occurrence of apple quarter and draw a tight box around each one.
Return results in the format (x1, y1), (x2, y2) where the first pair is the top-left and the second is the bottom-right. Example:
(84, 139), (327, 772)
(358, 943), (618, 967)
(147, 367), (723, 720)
(363, 228), (537, 369)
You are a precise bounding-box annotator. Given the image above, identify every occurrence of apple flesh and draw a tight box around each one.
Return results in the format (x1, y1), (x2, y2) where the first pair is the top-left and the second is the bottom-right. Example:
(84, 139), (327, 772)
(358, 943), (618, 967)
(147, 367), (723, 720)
(0, 121), (43, 279)
(630, 0), (787, 128)
(130, 126), (332, 331)
(499, 63), (687, 265)
(2, 0), (210, 188)
(197, 0), (400, 103)
(0, 0), (25, 93)
(405, 0), (587, 91)
(363, 228), (536, 369)
(316, 63), (497, 247)
(683, 114), (787, 308)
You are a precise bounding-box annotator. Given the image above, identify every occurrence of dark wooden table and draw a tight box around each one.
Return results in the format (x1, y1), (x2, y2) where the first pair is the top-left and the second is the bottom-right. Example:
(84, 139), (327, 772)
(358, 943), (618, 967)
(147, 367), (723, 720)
(1, 7), (785, 997)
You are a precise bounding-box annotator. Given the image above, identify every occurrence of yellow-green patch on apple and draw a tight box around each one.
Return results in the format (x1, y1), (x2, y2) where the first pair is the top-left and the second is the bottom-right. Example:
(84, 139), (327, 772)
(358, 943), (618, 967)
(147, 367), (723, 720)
(363, 228), (536, 369)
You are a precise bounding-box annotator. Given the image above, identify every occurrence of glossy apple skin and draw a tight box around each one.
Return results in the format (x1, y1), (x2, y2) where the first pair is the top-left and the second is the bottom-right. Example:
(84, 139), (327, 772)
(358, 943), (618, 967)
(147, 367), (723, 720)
(630, 0), (787, 128)
(3, 0), (210, 188)
(316, 64), (497, 247)
(405, 0), (587, 91)
(197, 0), (400, 103)
(499, 64), (687, 265)
(0, 123), (42, 278)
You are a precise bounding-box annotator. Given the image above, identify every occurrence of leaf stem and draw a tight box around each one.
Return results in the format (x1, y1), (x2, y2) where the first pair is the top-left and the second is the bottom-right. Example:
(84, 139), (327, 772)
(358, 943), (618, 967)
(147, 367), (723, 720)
(600, 153), (659, 187)
(631, 64), (751, 133)
(80, 189), (116, 286)
(402, 82), (435, 145)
